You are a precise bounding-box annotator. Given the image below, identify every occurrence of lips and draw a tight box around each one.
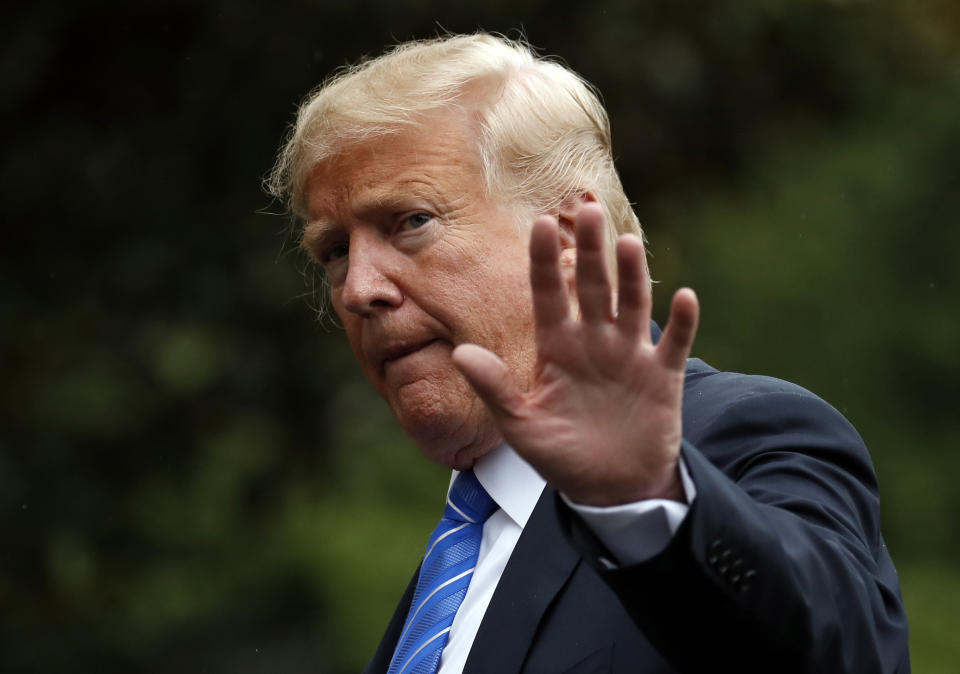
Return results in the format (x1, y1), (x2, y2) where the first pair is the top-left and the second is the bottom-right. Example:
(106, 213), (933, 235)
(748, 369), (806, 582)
(381, 338), (441, 365)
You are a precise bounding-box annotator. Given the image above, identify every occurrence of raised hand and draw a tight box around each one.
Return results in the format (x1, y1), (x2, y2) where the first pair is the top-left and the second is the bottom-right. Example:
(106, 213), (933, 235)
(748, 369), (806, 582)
(452, 202), (699, 506)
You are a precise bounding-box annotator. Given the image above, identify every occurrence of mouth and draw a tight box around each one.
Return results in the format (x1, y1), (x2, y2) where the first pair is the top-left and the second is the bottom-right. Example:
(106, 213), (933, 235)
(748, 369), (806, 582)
(382, 338), (441, 365)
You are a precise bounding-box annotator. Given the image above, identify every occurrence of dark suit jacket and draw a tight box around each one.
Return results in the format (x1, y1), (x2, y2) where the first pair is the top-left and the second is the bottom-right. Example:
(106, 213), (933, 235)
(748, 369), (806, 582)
(365, 349), (910, 673)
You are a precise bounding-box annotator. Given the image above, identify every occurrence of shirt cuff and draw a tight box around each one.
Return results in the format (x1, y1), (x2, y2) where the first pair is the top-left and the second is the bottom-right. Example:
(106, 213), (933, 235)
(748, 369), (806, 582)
(561, 458), (697, 567)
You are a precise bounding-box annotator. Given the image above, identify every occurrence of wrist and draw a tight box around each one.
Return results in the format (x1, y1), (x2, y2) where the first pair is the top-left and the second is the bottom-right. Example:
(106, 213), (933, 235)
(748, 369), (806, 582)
(564, 461), (684, 507)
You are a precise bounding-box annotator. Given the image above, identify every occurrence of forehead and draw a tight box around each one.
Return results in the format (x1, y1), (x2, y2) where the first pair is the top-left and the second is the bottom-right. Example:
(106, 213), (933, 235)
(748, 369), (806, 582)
(304, 112), (485, 222)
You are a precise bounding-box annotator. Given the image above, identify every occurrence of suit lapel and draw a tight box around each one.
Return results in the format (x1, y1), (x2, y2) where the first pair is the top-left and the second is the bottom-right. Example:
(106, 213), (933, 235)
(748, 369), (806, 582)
(463, 487), (580, 674)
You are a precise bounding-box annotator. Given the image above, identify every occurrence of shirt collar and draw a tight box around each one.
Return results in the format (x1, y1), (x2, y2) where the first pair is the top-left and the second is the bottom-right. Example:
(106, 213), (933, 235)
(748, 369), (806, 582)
(450, 443), (545, 528)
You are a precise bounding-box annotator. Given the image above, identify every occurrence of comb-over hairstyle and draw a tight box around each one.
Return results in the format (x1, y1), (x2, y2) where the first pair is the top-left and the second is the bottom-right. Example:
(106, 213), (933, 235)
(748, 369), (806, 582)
(267, 32), (643, 261)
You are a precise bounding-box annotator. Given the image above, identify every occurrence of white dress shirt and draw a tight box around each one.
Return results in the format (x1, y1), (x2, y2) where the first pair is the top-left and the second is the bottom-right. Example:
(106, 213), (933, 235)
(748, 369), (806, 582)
(436, 443), (696, 674)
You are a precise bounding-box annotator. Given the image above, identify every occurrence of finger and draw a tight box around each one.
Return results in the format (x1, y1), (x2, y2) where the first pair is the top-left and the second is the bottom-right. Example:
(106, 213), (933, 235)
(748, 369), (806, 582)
(574, 203), (614, 324)
(615, 234), (651, 341)
(452, 343), (523, 420)
(529, 215), (570, 333)
(658, 288), (699, 370)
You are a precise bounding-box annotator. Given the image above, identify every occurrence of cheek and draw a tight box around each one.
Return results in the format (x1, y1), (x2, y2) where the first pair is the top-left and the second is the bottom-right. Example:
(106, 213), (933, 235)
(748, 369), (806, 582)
(467, 267), (536, 355)
(482, 255), (538, 370)
(444, 263), (528, 322)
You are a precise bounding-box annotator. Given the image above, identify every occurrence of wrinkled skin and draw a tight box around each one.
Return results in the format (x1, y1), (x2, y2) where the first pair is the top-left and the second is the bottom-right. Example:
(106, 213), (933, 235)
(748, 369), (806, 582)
(304, 110), (699, 505)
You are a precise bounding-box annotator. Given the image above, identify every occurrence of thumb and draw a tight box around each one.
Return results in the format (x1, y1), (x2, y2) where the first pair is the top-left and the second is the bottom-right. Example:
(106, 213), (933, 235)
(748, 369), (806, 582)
(452, 343), (523, 420)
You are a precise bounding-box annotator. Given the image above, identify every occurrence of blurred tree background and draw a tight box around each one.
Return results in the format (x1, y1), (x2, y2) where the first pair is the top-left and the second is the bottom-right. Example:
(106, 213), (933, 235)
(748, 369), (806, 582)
(1, 0), (957, 671)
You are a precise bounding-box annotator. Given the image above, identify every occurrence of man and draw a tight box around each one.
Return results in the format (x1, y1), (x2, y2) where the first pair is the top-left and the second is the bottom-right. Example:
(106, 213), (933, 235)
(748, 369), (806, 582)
(268, 33), (909, 673)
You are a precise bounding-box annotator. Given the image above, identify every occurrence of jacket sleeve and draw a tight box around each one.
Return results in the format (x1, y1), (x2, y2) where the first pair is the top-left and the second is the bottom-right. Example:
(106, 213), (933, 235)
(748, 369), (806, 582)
(561, 378), (910, 673)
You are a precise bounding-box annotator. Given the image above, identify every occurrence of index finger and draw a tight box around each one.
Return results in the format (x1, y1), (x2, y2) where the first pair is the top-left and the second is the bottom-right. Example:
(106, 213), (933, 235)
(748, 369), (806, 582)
(529, 215), (570, 334)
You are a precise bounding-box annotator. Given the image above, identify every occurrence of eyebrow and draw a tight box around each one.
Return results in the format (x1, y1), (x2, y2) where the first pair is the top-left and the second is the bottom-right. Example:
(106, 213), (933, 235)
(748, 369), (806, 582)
(299, 178), (445, 255)
(300, 219), (339, 258)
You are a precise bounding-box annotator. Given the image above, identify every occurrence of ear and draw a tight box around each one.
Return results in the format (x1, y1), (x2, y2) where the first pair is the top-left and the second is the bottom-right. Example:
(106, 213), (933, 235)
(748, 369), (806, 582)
(556, 191), (600, 302)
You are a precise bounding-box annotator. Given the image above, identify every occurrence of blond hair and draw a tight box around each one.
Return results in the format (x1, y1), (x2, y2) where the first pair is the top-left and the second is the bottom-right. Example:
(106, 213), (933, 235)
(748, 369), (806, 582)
(267, 32), (643, 267)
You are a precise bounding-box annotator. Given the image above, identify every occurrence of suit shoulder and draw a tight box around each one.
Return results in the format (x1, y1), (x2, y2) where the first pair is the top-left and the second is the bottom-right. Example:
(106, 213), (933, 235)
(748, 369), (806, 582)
(681, 358), (873, 480)
(683, 357), (827, 415)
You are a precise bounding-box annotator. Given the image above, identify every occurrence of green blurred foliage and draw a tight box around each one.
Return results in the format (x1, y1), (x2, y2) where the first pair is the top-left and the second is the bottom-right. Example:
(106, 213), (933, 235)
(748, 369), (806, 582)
(1, 0), (957, 671)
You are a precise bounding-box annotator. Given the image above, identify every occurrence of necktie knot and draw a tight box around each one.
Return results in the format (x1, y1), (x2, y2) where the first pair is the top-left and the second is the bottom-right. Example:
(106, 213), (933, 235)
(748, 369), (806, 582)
(445, 470), (497, 524)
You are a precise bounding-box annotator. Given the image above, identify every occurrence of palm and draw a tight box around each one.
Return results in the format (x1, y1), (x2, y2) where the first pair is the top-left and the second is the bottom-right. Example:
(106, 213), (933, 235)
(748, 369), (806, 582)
(454, 203), (698, 506)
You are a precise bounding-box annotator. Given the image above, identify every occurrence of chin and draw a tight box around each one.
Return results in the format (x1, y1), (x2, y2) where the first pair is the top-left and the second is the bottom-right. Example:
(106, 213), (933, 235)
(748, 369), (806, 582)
(394, 397), (501, 469)
(419, 441), (498, 471)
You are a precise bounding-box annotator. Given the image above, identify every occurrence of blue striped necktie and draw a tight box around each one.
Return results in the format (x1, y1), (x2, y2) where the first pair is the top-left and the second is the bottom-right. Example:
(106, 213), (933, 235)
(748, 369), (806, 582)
(387, 470), (498, 674)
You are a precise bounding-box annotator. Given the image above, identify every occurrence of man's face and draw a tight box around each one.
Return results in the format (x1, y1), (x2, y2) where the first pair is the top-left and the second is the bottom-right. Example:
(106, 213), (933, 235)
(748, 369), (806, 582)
(303, 112), (537, 469)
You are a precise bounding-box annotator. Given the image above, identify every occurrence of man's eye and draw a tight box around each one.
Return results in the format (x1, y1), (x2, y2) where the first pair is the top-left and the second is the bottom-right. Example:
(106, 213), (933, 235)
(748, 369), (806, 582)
(323, 242), (349, 263)
(402, 212), (432, 230)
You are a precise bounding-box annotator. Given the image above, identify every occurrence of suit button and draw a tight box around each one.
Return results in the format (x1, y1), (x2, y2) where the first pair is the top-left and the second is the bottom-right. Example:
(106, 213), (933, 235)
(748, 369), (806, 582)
(718, 549), (732, 575)
(730, 559), (744, 583)
(738, 569), (756, 592)
(731, 559), (743, 574)
(707, 538), (723, 565)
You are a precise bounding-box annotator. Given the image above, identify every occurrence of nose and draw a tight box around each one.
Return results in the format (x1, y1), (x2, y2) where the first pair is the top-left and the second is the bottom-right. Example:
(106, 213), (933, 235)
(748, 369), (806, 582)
(339, 234), (403, 316)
